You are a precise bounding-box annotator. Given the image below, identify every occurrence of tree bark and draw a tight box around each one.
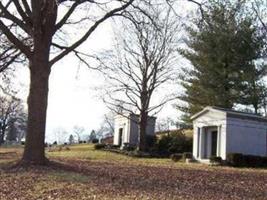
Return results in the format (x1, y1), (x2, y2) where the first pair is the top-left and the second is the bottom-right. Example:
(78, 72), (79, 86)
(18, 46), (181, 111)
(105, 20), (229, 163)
(21, 54), (51, 165)
(138, 111), (148, 152)
(20, 0), (56, 165)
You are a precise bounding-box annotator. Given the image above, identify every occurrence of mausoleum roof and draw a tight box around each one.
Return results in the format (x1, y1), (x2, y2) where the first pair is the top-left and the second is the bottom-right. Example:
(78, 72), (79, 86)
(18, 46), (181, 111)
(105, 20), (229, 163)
(191, 106), (267, 122)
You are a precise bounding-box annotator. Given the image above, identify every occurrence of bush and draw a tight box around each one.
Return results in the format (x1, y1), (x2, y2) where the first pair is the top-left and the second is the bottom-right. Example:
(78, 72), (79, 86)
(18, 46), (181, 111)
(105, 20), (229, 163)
(227, 153), (267, 167)
(242, 154), (267, 167)
(182, 152), (192, 160)
(210, 156), (222, 164)
(146, 135), (157, 150)
(170, 153), (183, 162)
(21, 141), (25, 145)
(127, 150), (152, 158)
(122, 143), (136, 151)
(106, 144), (120, 149)
(94, 143), (106, 150)
(156, 132), (193, 156)
(157, 135), (172, 154)
(227, 153), (244, 167)
(92, 139), (99, 144)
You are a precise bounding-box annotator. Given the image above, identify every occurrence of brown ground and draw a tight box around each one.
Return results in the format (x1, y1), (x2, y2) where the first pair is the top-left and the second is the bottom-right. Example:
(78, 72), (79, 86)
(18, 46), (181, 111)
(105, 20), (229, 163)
(0, 145), (266, 200)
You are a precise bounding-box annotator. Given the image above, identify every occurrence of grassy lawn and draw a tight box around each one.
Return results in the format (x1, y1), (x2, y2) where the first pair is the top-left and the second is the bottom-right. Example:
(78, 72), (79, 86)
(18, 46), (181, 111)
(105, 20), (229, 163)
(0, 144), (266, 200)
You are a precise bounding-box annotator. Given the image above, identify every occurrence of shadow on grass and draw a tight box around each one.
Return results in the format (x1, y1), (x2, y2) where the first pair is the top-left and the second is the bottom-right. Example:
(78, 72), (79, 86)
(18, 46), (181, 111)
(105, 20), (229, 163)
(0, 156), (266, 200)
(0, 158), (91, 185)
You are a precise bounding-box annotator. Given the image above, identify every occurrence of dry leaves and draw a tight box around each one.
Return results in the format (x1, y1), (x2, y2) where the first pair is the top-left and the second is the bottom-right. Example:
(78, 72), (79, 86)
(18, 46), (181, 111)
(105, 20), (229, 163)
(0, 151), (266, 200)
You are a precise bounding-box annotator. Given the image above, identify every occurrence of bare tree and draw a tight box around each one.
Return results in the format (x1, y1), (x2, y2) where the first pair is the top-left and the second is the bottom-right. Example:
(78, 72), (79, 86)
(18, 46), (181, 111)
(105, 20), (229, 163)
(101, 8), (179, 151)
(0, 33), (25, 73)
(53, 127), (68, 144)
(0, 90), (24, 145)
(0, 0), (144, 164)
(73, 125), (85, 143)
(14, 110), (27, 143)
(95, 113), (115, 142)
(156, 117), (175, 132)
(97, 112), (115, 138)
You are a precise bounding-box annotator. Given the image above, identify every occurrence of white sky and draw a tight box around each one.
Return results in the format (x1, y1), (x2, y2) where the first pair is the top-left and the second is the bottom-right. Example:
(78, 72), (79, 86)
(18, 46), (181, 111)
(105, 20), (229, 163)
(14, 20), (180, 143)
(13, 2), (198, 143)
(45, 26), (180, 142)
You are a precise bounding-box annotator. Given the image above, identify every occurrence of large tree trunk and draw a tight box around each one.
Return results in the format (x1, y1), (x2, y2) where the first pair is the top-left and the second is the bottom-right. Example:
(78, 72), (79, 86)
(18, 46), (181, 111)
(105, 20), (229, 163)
(20, 1), (57, 165)
(21, 55), (51, 165)
(20, 0), (57, 165)
(138, 111), (148, 152)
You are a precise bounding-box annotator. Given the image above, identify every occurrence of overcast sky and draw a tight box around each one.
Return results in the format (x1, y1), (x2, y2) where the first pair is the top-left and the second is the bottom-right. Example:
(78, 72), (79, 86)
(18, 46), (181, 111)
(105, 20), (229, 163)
(45, 25), (180, 142)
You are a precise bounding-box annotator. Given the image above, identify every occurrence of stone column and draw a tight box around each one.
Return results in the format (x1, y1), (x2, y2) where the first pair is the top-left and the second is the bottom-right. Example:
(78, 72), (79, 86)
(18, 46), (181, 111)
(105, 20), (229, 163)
(217, 126), (221, 157)
(199, 127), (204, 159)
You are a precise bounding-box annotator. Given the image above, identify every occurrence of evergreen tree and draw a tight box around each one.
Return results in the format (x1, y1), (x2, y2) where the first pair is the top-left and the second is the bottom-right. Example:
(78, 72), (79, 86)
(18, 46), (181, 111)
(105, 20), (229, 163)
(6, 118), (17, 142)
(89, 130), (97, 142)
(178, 0), (266, 122)
(68, 134), (74, 144)
(240, 63), (267, 114)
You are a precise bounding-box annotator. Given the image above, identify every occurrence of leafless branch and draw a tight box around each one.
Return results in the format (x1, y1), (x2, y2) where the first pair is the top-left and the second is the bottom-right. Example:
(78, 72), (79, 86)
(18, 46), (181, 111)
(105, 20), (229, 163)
(50, 0), (135, 66)
(101, 6), (179, 120)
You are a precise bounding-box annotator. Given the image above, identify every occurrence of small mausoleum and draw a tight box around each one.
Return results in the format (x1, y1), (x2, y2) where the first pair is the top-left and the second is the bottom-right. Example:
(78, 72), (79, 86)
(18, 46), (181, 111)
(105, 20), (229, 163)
(191, 106), (267, 161)
(113, 113), (156, 148)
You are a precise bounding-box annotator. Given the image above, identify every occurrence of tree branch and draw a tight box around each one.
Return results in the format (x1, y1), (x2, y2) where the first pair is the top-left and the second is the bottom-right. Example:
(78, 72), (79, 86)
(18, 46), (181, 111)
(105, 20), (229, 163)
(0, 2), (32, 35)
(55, 0), (88, 31)
(21, 0), (32, 17)
(0, 20), (31, 58)
(50, 0), (135, 66)
(11, 0), (32, 26)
